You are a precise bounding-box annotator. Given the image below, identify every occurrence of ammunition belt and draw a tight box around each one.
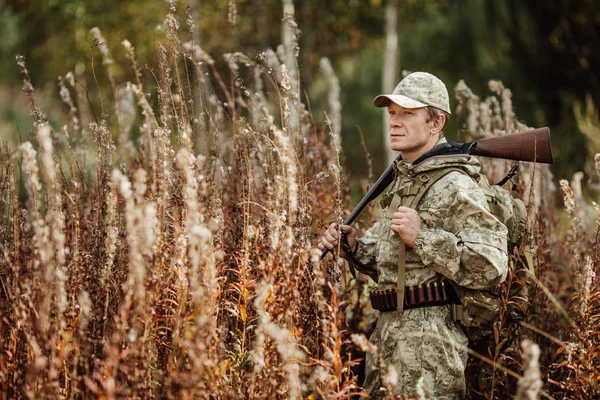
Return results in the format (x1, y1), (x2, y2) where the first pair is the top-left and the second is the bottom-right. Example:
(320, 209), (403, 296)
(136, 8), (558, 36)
(370, 281), (457, 312)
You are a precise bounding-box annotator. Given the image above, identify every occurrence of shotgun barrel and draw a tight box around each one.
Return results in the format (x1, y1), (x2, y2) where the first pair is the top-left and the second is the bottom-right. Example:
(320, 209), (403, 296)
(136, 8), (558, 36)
(320, 127), (553, 259)
(319, 154), (400, 259)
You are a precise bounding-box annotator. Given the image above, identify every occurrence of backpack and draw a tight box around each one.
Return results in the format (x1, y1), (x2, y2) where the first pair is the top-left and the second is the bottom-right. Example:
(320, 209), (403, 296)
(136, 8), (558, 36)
(380, 163), (535, 341)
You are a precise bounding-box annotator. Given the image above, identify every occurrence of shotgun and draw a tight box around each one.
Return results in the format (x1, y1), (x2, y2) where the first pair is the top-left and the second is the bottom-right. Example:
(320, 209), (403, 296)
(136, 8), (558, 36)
(321, 127), (553, 260)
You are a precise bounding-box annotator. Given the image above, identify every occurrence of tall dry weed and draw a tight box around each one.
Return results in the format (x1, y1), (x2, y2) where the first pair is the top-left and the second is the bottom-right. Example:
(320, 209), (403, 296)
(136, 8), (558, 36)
(0, 4), (361, 399)
(457, 80), (600, 399)
(2, 4), (600, 400)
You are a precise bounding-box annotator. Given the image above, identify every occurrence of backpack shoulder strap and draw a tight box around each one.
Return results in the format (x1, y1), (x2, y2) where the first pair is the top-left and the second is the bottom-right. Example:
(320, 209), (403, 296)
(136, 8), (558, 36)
(406, 167), (468, 209)
(389, 166), (468, 312)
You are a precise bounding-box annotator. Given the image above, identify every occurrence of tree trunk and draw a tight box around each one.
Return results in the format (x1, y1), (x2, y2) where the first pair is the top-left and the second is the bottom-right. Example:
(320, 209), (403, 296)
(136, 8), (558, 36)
(190, 0), (200, 47)
(383, 0), (399, 164)
(251, 0), (268, 52)
(281, 0), (298, 87)
(299, 0), (314, 91)
(281, 0), (299, 135)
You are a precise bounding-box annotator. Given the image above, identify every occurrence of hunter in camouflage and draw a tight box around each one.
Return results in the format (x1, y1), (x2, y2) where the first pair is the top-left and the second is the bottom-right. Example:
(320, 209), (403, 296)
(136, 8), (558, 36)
(318, 72), (508, 399)
(354, 152), (508, 399)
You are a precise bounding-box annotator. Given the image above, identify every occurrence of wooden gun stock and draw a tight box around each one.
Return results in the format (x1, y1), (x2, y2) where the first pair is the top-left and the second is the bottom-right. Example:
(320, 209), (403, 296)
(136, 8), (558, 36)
(320, 127), (553, 259)
(471, 127), (553, 164)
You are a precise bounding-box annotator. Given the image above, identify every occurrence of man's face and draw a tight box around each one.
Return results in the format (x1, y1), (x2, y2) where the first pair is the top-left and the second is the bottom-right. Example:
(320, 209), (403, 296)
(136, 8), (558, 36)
(387, 102), (438, 162)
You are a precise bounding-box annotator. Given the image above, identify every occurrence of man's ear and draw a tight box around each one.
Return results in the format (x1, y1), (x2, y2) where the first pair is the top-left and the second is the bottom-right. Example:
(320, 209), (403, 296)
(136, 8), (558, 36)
(430, 114), (446, 136)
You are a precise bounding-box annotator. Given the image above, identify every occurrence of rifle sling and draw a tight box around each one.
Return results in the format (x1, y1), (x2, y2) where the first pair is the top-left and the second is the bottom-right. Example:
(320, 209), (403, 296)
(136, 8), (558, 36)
(342, 238), (357, 279)
(398, 242), (406, 312)
(384, 167), (467, 313)
(385, 193), (404, 311)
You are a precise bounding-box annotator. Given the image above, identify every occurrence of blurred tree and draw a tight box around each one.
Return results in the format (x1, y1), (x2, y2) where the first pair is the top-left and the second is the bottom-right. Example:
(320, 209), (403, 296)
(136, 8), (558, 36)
(493, 0), (600, 179)
(0, 0), (21, 81)
(1, 0), (598, 185)
(3, 0), (169, 83)
(382, 0), (398, 164)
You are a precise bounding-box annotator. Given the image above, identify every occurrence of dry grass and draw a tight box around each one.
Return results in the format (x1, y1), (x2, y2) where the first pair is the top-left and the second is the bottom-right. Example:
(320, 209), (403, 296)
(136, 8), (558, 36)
(1, 5), (599, 400)
(456, 79), (600, 400)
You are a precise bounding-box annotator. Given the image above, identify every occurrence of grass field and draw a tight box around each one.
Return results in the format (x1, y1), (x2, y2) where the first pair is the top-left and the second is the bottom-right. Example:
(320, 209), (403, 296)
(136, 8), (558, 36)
(0, 8), (599, 400)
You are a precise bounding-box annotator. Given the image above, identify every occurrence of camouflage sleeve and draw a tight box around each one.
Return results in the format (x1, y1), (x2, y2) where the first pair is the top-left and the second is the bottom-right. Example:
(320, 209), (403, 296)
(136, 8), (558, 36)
(412, 172), (508, 290)
(350, 219), (383, 282)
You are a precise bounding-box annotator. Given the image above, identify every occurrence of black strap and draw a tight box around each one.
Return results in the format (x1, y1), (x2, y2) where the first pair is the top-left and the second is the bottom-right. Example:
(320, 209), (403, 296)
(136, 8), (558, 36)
(495, 162), (519, 189)
(341, 233), (357, 279)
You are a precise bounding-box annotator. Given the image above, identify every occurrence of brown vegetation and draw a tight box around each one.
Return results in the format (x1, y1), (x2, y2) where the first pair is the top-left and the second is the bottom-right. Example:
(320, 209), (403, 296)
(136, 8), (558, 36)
(1, 6), (599, 400)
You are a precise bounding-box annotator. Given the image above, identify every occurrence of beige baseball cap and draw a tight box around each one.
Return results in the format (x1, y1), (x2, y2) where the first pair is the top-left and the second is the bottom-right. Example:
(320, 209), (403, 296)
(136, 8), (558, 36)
(373, 72), (451, 114)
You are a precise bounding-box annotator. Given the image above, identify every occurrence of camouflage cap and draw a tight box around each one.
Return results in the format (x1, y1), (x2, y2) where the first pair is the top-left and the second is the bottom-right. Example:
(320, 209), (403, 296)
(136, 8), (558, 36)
(373, 72), (451, 114)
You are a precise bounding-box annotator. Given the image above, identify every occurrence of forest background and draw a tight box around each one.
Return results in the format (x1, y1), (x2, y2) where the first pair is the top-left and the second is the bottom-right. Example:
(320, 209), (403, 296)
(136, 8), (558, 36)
(1, 0), (599, 191)
(1, 0), (600, 399)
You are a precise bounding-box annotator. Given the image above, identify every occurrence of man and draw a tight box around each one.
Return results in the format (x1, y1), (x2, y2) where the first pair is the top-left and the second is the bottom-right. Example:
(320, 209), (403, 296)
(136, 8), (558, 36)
(318, 72), (508, 399)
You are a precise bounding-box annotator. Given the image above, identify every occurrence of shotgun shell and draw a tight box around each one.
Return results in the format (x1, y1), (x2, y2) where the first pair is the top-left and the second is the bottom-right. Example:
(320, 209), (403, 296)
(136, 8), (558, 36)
(417, 284), (425, 304)
(408, 286), (416, 306)
(426, 284), (434, 304)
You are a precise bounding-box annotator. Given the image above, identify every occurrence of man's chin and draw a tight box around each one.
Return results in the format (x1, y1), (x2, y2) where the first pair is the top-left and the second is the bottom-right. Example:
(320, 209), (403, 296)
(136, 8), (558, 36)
(389, 144), (406, 152)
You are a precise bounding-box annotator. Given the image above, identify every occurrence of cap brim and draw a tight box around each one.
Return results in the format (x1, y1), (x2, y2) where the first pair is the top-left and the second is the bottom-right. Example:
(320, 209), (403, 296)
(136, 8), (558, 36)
(373, 94), (428, 109)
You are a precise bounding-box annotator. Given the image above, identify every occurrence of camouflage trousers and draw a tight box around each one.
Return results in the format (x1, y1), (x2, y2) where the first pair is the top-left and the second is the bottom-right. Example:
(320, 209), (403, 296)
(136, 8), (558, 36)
(363, 305), (468, 399)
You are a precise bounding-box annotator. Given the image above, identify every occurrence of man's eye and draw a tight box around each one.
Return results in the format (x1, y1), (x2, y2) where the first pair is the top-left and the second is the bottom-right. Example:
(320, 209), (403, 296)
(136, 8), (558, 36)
(404, 111), (413, 116)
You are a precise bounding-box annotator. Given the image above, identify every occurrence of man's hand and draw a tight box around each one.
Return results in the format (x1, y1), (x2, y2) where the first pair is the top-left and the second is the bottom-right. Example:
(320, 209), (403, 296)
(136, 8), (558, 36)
(390, 206), (422, 248)
(318, 223), (358, 258)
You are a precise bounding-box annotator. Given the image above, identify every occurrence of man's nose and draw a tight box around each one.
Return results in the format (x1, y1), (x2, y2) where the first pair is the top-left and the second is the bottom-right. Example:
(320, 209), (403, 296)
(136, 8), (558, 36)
(389, 115), (402, 127)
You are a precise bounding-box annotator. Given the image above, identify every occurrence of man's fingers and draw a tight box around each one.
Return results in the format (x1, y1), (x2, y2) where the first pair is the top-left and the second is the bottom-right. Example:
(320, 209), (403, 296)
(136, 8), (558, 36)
(327, 223), (355, 235)
(394, 207), (418, 217)
(321, 237), (334, 250)
(390, 223), (407, 234)
(320, 223), (356, 255)
(393, 211), (412, 219)
(325, 230), (337, 244)
(341, 224), (358, 236)
(321, 223), (356, 256)
(327, 226), (340, 239)
(342, 225), (357, 238)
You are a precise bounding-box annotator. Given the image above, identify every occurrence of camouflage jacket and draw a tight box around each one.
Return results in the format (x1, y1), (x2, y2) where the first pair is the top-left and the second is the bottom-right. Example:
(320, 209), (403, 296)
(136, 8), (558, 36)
(352, 150), (509, 290)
